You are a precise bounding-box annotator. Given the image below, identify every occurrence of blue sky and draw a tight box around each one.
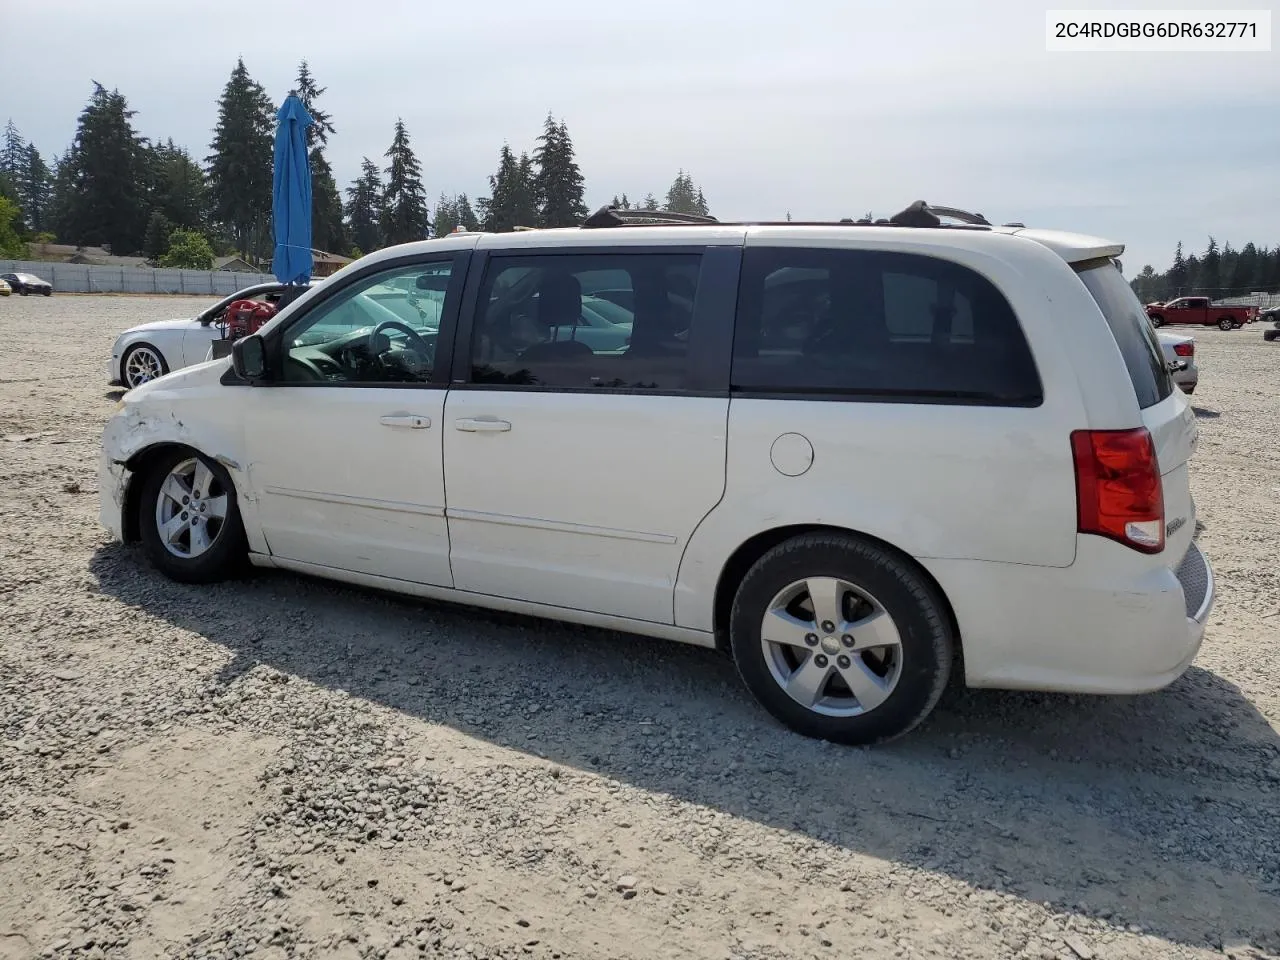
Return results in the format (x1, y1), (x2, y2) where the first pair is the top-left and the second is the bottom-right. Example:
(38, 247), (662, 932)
(2, 0), (1276, 272)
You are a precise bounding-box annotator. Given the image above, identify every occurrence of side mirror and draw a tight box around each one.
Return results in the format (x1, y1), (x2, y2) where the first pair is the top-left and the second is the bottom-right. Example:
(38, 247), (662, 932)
(232, 334), (267, 382)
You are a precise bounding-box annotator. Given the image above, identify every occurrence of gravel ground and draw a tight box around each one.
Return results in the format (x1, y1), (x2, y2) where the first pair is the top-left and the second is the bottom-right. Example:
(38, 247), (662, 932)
(2, 294), (1279, 960)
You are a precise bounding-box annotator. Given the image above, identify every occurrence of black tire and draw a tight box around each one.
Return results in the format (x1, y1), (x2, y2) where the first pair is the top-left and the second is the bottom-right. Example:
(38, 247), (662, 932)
(729, 532), (954, 745)
(1148, 315), (1163, 328)
(1264, 329), (1279, 342)
(1218, 317), (1234, 331)
(17, 287), (28, 296)
(137, 447), (248, 584)
(41, 288), (51, 296)
(121, 342), (169, 388)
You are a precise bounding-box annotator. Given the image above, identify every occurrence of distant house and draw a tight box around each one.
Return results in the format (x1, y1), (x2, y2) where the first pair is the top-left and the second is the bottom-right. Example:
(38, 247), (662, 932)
(214, 255), (260, 273)
(312, 249), (354, 278)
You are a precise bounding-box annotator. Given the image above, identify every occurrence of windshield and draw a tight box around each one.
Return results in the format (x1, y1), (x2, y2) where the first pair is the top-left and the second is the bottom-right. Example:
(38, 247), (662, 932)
(1076, 259), (1173, 410)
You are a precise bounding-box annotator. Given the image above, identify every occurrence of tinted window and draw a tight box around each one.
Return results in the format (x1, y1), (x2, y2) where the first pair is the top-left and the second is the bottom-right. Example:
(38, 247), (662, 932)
(469, 253), (700, 390)
(278, 260), (455, 384)
(732, 248), (1041, 404)
(1076, 260), (1172, 409)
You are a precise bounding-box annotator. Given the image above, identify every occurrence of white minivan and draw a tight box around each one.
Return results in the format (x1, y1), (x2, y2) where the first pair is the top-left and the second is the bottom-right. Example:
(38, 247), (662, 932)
(99, 203), (1214, 744)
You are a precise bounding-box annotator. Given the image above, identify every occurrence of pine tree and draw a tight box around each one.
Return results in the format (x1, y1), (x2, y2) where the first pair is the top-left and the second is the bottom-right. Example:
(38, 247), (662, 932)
(148, 139), (206, 231)
(19, 144), (51, 235)
(1169, 242), (1187, 295)
(345, 157), (382, 253)
(432, 193), (458, 237)
(60, 84), (150, 252)
(1201, 237), (1220, 296)
(456, 193), (479, 231)
(293, 61), (346, 253)
(1233, 242), (1259, 294)
(642, 192), (659, 211)
(478, 145), (538, 233)
(380, 119), (429, 245)
(293, 60), (333, 150)
(663, 170), (709, 216)
(0, 121), (26, 181)
(207, 58), (275, 259)
(532, 114), (588, 227)
(143, 210), (172, 261)
(48, 148), (78, 244)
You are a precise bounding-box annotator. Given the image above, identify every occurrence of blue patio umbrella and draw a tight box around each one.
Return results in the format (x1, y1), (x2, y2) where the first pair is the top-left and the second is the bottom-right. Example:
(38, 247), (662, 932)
(271, 93), (314, 286)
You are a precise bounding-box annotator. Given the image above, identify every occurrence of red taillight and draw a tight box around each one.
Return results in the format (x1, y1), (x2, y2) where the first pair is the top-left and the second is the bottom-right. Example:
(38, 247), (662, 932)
(1173, 342), (1194, 357)
(1070, 428), (1165, 554)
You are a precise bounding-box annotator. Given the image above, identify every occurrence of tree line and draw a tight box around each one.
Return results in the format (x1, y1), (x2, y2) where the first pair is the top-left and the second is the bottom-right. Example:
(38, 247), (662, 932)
(0, 60), (712, 268)
(1131, 238), (1280, 303)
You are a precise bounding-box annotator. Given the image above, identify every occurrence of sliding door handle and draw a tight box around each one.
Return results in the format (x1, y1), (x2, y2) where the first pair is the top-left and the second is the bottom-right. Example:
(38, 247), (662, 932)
(379, 415), (431, 429)
(454, 417), (512, 433)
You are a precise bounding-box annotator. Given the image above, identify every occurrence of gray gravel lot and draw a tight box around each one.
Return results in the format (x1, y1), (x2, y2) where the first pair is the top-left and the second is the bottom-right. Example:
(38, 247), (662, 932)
(2, 294), (1279, 960)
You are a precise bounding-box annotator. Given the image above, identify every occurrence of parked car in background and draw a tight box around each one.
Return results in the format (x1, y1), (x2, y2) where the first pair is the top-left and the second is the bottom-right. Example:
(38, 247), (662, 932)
(0, 278), (10, 296)
(1263, 317), (1280, 342)
(0, 272), (53, 296)
(1156, 330), (1198, 394)
(1257, 305), (1280, 326)
(1144, 296), (1255, 330)
(109, 281), (321, 389)
(100, 203), (1215, 746)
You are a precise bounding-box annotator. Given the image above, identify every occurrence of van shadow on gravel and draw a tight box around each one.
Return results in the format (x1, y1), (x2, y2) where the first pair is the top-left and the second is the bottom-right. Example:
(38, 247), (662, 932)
(88, 544), (1280, 954)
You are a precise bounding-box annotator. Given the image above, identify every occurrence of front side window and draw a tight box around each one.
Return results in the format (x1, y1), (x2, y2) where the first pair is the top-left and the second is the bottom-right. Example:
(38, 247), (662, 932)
(468, 253), (701, 391)
(278, 259), (456, 384)
(731, 247), (1042, 405)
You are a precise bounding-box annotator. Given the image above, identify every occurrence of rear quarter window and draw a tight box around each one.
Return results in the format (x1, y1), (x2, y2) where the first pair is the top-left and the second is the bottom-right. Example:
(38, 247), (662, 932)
(731, 247), (1042, 405)
(1075, 259), (1173, 409)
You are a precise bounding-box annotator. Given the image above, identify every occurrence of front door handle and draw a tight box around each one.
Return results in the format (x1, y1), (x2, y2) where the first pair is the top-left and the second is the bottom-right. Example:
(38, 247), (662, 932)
(454, 417), (512, 433)
(379, 415), (431, 429)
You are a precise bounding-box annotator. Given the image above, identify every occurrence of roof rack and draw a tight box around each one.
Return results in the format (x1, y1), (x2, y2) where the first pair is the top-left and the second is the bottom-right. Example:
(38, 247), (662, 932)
(886, 201), (991, 227)
(577, 201), (1003, 231)
(582, 205), (720, 228)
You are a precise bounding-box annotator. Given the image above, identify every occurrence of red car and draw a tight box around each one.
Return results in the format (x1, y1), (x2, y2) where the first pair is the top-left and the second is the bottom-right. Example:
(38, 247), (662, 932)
(1145, 296), (1256, 330)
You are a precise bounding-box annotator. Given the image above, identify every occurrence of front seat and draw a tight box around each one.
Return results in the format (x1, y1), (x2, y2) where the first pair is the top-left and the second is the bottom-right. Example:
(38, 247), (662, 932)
(520, 272), (594, 363)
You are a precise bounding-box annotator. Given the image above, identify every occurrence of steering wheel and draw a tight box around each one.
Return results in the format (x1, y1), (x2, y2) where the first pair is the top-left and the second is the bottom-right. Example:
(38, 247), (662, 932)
(370, 319), (433, 359)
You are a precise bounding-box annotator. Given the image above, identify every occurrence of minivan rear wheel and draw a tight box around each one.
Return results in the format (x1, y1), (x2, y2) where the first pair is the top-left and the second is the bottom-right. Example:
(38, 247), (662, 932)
(729, 532), (954, 744)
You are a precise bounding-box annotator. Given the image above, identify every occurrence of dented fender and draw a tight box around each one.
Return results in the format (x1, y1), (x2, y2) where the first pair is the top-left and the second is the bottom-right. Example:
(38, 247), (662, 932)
(98, 360), (260, 547)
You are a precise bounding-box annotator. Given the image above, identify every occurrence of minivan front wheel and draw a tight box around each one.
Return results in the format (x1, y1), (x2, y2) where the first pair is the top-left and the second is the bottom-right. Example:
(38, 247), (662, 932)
(729, 533), (954, 744)
(137, 448), (247, 583)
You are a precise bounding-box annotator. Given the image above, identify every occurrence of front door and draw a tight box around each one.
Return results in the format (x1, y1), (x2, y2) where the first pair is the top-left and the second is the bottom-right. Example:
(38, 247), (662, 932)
(442, 244), (739, 624)
(242, 252), (469, 586)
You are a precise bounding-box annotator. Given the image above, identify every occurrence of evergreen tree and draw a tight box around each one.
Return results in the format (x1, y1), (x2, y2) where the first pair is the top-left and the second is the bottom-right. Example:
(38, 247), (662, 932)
(159, 228), (215, 269)
(641, 192), (659, 211)
(310, 150), (347, 253)
(1201, 237), (1220, 296)
(48, 148), (79, 244)
(532, 114), (587, 227)
(293, 61), (346, 253)
(478, 145), (537, 232)
(345, 157), (382, 253)
(1233, 242), (1259, 293)
(664, 170), (710, 216)
(148, 139), (206, 231)
(60, 83), (150, 252)
(22, 144), (52, 235)
(0, 121), (26, 181)
(207, 58), (275, 258)
(143, 210), (172, 261)
(293, 60), (334, 150)
(432, 193), (458, 237)
(380, 119), (429, 245)
(1169, 242), (1187, 294)
(456, 193), (479, 232)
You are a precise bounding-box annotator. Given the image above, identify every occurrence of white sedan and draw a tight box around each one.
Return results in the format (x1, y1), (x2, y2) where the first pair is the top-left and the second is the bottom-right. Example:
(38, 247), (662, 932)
(1156, 330), (1198, 395)
(108, 282), (319, 389)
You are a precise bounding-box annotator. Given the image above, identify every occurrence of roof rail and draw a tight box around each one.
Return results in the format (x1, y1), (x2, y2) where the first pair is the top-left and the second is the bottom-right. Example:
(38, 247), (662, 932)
(582, 205), (720, 228)
(888, 201), (991, 227)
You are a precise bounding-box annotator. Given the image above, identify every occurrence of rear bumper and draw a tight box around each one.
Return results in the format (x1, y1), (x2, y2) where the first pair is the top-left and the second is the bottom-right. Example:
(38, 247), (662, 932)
(927, 537), (1215, 694)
